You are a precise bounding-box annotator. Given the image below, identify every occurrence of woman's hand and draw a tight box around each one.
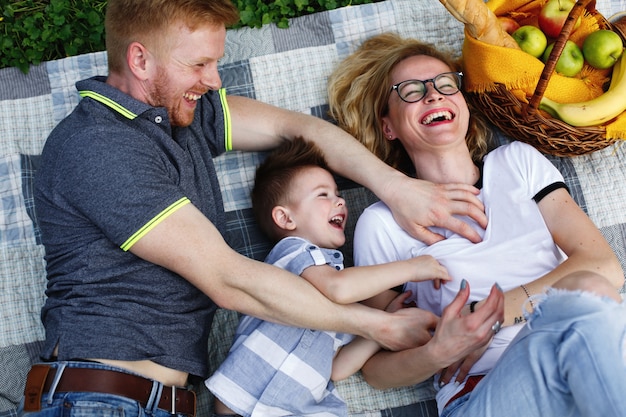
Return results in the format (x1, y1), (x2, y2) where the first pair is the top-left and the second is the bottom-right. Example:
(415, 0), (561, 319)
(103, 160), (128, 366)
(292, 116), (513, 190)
(384, 176), (487, 245)
(428, 280), (504, 371)
(438, 338), (490, 385)
(359, 281), (504, 389)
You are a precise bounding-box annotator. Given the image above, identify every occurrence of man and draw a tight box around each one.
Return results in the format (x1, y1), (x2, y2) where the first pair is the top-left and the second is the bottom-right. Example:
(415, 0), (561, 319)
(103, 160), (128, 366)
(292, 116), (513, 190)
(21, 0), (501, 416)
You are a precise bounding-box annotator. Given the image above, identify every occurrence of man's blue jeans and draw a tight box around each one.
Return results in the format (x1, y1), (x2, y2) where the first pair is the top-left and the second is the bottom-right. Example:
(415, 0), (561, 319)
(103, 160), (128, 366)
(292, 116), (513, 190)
(18, 361), (191, 417)
(442, 289), (626, 417)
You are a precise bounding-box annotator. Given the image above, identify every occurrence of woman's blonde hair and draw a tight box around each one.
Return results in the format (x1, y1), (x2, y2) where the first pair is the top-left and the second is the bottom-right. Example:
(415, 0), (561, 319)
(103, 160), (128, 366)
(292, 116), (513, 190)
(327, 32), (492, 174)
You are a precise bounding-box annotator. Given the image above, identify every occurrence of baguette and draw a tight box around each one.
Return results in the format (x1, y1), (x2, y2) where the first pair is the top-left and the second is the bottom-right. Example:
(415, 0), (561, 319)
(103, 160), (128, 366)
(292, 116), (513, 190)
(438, 0), (521, 49)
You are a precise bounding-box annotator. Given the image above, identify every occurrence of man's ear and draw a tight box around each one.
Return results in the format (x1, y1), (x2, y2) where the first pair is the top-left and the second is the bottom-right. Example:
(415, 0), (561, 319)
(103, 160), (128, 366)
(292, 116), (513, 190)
(272, 206), (296, 231)
(127, 41), (153, 81)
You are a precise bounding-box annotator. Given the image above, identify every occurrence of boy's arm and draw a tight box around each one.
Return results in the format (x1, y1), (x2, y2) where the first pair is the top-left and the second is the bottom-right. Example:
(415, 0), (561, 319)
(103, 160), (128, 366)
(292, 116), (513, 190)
(330, 290), (420, 381)
(331, 337), (381, 381)
(300, 255), (449, 305)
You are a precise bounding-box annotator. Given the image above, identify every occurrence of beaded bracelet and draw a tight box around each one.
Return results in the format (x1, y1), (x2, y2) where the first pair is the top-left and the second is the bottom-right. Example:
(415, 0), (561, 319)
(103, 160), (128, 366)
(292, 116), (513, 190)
(521, 284), (535, 308)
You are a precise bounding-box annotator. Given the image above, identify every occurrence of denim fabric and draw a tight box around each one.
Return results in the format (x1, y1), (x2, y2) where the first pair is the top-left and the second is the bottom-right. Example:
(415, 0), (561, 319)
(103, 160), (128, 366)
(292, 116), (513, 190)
(441, 289), (626, 417)
(18, 361), (191, 417)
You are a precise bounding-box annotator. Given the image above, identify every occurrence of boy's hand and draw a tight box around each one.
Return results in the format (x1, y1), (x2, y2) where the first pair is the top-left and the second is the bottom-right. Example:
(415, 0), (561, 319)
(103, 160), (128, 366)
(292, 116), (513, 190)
(408, 255), (450, 289)
(384, 290), (415, 313)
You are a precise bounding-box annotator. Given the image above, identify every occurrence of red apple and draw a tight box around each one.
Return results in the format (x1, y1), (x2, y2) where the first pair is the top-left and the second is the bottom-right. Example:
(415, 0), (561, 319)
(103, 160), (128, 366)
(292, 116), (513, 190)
(498, 16), (520, 34)
(538, 0), (582, 39)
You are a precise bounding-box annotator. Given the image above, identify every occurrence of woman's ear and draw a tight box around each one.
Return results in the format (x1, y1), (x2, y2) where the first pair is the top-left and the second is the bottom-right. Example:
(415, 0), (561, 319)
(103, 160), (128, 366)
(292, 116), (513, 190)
(382, 118), (396, 141)
(272, 206), (297, 231)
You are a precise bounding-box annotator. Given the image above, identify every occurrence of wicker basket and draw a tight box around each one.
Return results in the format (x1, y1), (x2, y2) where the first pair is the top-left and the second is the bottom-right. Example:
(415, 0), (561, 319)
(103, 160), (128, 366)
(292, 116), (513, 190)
(464, 0), (626, 156)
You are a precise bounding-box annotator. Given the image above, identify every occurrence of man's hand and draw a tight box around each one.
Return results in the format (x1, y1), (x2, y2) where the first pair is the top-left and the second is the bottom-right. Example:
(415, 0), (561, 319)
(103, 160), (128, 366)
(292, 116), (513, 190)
(373, 306), (439, 351)
(385, 177), (487, 245)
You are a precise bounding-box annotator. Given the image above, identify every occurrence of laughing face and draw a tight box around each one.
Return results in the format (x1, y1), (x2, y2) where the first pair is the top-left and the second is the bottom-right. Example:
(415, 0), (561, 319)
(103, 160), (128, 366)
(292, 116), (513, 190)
(382, 55), (470, 155)
(145, 23), (226, 127)
(278, 166), (348, 249)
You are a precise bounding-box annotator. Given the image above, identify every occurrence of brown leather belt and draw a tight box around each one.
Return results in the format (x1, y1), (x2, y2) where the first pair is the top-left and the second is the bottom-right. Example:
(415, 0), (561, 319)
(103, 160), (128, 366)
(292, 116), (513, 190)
(23, 364), (195, 416)
(445, 374), (485, 408)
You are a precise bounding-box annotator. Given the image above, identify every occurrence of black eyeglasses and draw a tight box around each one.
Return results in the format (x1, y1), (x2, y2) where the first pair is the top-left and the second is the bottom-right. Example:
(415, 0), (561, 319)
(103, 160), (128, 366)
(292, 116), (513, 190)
(389, 72), (463, 103)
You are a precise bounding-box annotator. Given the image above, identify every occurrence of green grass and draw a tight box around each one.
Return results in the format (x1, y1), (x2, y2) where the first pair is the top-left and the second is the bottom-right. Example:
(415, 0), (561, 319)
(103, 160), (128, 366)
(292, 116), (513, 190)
(0, 0), (375, 73)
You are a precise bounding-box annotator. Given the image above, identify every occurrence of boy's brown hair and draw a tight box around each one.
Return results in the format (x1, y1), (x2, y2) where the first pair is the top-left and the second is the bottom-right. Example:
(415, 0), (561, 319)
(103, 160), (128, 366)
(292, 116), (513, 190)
(252, 137), (330, 242)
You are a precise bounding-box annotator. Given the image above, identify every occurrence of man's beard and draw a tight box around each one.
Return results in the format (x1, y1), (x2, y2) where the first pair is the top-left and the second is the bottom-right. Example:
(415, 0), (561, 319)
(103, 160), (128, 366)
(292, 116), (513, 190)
(148, 66), (195, 127)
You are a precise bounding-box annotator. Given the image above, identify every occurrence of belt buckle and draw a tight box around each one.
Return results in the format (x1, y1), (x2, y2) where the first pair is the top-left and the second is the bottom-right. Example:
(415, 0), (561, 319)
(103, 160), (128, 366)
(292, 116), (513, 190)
(171, 385), (176, 415)
(168, 385), (196, 417)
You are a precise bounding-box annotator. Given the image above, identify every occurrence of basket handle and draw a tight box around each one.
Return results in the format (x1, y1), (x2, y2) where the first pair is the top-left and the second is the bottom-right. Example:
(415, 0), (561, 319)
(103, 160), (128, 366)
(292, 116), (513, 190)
(528, 0), (593, 111)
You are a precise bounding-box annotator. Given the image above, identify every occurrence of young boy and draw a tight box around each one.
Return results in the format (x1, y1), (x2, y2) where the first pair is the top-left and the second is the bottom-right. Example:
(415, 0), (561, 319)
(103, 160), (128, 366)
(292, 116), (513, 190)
(206, 137), (450, 416)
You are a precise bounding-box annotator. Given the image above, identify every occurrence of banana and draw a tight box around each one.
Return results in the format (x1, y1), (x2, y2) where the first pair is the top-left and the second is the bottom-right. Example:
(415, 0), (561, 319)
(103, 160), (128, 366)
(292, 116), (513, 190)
(539, 51), (626, 127)
(609, 47), (626, 91)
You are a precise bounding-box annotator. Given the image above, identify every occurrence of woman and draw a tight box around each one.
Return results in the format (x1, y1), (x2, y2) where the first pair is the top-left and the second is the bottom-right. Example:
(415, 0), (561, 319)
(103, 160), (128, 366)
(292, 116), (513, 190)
(327, 32), (626, 417)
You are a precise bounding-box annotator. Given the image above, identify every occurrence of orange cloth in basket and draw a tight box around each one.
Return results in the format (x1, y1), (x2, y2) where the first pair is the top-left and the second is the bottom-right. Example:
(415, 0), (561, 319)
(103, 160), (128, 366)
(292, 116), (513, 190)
(461, 0), (626, 139)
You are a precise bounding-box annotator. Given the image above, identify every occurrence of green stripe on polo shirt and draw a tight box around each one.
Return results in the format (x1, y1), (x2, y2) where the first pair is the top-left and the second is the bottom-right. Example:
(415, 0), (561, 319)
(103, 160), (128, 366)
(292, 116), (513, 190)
(219, 88), (232, 151)
(79, 90), (138, 119)
(120, 197), (191, 251)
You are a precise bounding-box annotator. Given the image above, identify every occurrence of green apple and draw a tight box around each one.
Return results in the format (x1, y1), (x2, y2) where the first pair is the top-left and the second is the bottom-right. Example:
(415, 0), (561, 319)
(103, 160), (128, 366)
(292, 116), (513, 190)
(542, 40), (585, 77)
(512, 25), (548, 58)
(582, 30), (624, 69)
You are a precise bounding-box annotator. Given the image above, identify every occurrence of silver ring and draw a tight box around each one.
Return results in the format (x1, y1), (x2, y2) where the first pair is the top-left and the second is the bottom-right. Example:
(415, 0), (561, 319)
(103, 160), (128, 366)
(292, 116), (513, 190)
(491, 320), (501, 333)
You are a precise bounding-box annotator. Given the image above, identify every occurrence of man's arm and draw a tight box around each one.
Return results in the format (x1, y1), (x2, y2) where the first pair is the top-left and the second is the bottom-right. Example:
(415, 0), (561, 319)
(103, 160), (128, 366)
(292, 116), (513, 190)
(226, 95), (487, 244)
(130, 203), (427, 351)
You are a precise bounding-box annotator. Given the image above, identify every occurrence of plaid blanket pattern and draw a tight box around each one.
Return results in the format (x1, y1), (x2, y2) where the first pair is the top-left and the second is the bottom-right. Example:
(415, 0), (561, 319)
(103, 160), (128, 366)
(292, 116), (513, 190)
(1, 0), (625, 415)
